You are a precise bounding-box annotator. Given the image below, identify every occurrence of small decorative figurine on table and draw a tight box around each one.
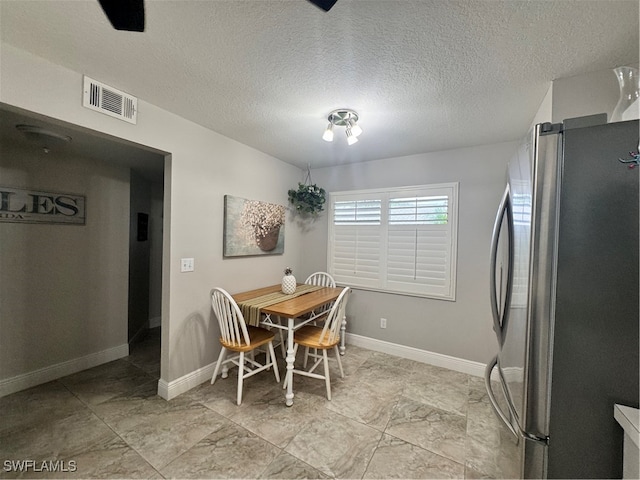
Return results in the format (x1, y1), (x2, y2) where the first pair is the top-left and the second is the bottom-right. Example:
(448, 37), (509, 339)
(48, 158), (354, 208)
(282, 267), (296, 294)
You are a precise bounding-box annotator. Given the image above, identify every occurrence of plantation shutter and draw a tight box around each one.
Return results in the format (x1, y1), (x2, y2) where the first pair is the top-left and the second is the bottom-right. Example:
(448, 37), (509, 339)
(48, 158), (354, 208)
(386, 192), (454, 297)
(331, 199), (382, 288)
(328, 183), (458, 300)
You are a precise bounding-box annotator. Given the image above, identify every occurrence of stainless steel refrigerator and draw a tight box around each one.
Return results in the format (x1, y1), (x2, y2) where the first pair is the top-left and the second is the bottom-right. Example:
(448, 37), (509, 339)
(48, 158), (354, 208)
(485, 116), (639, 479)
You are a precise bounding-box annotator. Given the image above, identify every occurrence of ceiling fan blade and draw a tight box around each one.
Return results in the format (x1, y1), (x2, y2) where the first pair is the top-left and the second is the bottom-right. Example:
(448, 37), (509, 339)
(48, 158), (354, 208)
(307, 0), (339, 12)
(98, 0), (145, 32)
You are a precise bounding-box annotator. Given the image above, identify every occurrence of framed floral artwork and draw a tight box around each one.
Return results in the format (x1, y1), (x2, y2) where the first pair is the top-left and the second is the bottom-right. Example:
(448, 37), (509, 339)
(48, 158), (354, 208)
(223, 195), (285, 257)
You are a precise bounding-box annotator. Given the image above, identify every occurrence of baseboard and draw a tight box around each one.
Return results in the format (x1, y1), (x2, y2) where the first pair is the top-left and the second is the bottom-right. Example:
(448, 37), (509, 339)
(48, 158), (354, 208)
(149, 316), (162, 329)
(157, 334), (500, 401)
(158, 361), (216, 400)
(345, 333), (497, 379)
(0, 344), (129, 398)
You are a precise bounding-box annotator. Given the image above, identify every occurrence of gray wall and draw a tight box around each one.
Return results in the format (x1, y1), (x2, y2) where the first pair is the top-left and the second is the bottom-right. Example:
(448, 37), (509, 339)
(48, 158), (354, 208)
(300, 141), (517, 363)
(1, 44), (306, 387)
(2, 41), (631, 392)
(295, 64), (636, 366)
(128, 170), (152, 341)
(552, 64), (639, 123)
(0, 141), (130, 379)
(148, 181), (164, 327)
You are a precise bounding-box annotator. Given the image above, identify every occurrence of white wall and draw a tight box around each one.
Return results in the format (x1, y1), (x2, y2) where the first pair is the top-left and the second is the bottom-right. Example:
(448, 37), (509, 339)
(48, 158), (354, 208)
(148, 182), (164, 328)
(296, 65), (625, 366)
(530, 84), (553, 128)
(0, 142), (130, 381)
(301, 141), (517, 363)
(0, 44), (305, 391)
(552, 64), (639, 123)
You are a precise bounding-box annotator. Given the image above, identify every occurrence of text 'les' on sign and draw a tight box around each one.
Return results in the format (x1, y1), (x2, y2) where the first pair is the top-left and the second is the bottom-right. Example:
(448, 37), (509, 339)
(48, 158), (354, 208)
(0, 186), (86, 225)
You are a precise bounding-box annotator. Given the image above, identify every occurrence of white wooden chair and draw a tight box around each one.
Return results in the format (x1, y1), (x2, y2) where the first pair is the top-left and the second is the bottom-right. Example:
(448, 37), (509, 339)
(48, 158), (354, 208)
(284, 287), (350, 400)
(210, 288), (280, 405)
(305, 271), (336, 288)
(303, 271), (337, 366)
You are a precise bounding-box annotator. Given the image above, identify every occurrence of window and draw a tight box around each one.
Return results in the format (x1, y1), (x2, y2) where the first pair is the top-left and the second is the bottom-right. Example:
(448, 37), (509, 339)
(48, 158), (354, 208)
(328, 183), (458, 300)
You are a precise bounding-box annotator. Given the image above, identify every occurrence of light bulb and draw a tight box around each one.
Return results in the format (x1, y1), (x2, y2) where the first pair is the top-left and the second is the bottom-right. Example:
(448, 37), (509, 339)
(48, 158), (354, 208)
(349, 119), (362, 137)
(346, 127), (358, 145)
(322, 123), (334, 142)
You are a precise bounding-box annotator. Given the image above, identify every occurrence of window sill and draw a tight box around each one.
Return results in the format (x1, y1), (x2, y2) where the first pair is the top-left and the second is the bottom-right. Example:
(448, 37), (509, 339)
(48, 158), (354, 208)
(336, 284), (456, 302)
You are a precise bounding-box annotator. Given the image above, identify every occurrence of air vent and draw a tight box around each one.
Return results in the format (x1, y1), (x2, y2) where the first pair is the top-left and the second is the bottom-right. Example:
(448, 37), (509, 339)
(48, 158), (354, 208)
(82, 76), (137, 124)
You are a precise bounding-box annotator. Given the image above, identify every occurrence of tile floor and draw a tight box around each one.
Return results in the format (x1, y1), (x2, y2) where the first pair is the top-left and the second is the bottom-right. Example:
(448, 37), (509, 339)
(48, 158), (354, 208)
(0, 328), (520, 479)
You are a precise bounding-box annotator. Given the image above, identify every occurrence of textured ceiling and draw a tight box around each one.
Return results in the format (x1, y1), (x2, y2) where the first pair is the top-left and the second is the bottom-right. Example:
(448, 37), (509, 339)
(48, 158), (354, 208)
(1, 0), (638, 169)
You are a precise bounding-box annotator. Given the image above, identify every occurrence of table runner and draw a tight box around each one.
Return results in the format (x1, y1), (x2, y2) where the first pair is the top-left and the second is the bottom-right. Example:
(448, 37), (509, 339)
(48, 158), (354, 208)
(238, 284), (323, 326)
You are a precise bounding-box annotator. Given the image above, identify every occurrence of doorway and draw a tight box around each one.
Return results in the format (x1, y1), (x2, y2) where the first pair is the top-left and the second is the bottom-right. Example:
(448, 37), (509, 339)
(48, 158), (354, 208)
(0, 104), (167, 395)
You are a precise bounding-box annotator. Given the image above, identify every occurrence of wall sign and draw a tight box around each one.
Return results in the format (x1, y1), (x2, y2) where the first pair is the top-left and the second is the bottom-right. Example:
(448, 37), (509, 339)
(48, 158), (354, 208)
(0, 186), (86, 225)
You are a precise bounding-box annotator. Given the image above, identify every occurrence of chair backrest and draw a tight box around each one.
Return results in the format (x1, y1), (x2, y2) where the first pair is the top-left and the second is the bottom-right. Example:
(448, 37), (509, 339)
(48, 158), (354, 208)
(318, 287), (351, 345)
(305, 271), (336, 288)
(211, 288), (250, 347)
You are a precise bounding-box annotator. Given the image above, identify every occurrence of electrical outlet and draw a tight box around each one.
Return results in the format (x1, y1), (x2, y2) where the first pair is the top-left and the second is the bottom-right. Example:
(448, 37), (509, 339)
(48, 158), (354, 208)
(380, 317), (387, 329)
(180, 258), (194, 272)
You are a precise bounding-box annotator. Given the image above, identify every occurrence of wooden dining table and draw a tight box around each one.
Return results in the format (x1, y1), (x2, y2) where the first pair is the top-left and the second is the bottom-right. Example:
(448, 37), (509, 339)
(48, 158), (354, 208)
(233, 284), (344, 406)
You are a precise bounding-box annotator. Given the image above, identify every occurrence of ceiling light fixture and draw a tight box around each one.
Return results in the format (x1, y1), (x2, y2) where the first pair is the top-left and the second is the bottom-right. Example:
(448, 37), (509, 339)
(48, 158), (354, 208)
(322, 122), (334, 142)
(16, 124), (72, 153)
(322, 109), (361, 145)
(345, 126), (358, 145)
(347, 118), (362, 137)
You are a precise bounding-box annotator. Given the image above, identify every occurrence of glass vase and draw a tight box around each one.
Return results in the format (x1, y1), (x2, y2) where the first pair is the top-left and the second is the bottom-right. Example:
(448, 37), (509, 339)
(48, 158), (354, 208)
(611, 66), (639, 122)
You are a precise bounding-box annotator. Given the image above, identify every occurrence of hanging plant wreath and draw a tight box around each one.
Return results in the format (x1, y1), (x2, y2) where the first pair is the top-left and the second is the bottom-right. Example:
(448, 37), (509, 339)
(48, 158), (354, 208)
(288, 182), (326, 215)
(288, 166), (326, 216)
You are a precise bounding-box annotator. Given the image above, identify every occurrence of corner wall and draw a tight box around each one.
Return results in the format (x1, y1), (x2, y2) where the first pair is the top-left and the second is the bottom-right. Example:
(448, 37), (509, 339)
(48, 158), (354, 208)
(148, 182), (164, 328)
(301, 141), (517, 364)
(551, 64), (639, 123)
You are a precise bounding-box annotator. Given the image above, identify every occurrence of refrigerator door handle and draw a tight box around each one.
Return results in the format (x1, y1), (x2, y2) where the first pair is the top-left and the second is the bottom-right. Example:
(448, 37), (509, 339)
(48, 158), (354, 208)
(486, 356), (550, 446)
(484, 355), (519, 439)
(489, 185), (515, 345)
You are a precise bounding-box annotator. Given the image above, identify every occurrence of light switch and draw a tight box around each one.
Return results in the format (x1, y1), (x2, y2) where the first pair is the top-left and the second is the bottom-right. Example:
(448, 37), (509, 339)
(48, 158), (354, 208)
(181, 258), (194, 272)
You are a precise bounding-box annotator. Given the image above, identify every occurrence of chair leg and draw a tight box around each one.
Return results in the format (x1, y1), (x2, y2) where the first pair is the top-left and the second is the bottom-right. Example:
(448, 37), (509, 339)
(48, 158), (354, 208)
(237, 351), (245, 405)
(222, 354), (230, 378)
(323, 349), (331, 400)
(265, 344), (271, 371)
(334, 345), (345, 378)
(268, 341), (280, 383)
(211, 347), (227, 384)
